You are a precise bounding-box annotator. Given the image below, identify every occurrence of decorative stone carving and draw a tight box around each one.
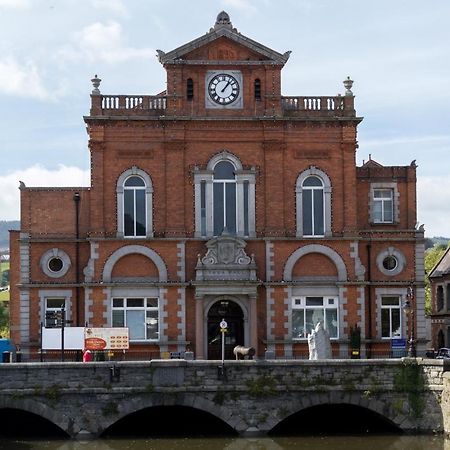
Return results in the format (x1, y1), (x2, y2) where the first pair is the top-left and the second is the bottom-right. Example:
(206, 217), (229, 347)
(196, 234), (256, 281)
(308, 321), (332, 360)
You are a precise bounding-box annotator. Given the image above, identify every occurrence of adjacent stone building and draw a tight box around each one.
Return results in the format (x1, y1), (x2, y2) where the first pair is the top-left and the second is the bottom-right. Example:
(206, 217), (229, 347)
(9, 12), (426, 359)
(429, 247), (450, 349)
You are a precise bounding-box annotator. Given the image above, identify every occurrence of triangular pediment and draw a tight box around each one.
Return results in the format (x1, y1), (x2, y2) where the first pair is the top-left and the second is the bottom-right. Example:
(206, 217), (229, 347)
(157, 11), (290, 65)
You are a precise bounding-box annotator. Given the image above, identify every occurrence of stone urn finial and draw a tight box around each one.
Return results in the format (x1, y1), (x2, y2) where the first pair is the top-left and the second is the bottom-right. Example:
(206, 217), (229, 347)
(91, 74), (101, 95)
(343, 76), (354, 96)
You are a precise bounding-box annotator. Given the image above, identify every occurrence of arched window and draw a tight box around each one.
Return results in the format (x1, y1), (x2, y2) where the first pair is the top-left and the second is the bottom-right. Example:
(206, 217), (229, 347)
(213, 161), (236, 235)
(302, 176), (324, 236)
(194, 152), (256, 238)
(296, 167), (332, 238)
(124, 176), (146, 237)
(117, 167), (153, 238)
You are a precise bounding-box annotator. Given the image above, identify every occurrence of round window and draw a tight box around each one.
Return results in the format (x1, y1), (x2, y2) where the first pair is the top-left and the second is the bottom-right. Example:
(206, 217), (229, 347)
(48, 257), (64, 273)
(382, 256), (398, 271)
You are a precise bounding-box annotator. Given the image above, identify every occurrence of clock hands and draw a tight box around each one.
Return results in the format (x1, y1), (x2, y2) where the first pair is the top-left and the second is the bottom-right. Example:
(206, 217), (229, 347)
(221, 80), (231, 93)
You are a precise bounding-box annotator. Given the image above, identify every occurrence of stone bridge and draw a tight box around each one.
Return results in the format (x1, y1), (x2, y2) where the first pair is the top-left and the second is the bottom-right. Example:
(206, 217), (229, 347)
(0, 359), (448, 439)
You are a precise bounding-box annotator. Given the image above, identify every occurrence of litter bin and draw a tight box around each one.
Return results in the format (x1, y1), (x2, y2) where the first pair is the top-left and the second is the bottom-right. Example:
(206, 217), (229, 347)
(2, 351), (10, 363)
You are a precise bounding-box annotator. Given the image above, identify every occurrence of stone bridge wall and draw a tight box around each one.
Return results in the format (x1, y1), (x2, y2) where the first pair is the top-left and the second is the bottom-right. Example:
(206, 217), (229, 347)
(0, 359), (446, 439)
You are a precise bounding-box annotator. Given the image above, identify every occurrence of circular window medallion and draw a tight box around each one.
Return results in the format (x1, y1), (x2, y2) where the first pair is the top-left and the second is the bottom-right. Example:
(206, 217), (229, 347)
(40, 248), (71, 278)
(376, 247), (405, 276)
(48, 257), (64, 273)
(382, 256), (398, 272)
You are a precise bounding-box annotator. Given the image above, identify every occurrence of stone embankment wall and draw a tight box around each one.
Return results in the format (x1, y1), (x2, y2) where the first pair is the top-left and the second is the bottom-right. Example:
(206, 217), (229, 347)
(0, 359), (446, 438)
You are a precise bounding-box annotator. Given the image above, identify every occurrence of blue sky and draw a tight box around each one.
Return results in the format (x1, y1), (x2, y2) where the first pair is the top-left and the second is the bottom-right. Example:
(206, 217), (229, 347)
(0, 0), (449, 236)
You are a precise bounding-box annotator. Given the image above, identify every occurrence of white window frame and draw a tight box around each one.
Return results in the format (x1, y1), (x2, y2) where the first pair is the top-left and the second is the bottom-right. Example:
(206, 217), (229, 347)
(194, 152), (256, 238)
(117, 167), (153, 238)
(45, 297), (66, 328)
(369, 182), (399, 225)
(301, 176), (325, 237)
(296, 166), (332, 238)
(112, 296), (159, 342)
(123, 175), (147, 238)
(291, 296), (339, 340)
(373, 188), (393, 223)
(380, 295), (402, 339)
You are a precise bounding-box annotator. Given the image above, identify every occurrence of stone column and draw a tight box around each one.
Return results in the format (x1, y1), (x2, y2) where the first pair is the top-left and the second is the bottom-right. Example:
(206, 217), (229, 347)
(249, 295), (258, 353)
(195, 296), (204, 359)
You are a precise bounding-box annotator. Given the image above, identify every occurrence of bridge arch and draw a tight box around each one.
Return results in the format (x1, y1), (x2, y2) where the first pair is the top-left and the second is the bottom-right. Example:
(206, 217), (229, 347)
(99, 392), (241, 437)
(0, 397), (72, 437)
(266, 392), (405, 434)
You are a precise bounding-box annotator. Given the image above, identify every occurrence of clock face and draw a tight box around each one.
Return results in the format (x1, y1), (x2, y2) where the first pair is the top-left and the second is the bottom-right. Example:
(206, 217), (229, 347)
(208, 73), (240, 105)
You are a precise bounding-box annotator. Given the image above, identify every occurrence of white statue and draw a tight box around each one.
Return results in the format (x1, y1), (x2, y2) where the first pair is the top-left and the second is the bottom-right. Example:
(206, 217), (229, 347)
(308, 321), (332, 360)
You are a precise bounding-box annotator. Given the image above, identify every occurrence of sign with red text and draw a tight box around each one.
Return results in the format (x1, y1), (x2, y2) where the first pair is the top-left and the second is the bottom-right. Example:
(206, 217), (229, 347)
(84, 327), (129, 350)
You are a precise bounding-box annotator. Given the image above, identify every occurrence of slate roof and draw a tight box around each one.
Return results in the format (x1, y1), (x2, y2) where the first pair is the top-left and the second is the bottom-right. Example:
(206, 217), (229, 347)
(429, 247), (450, 278)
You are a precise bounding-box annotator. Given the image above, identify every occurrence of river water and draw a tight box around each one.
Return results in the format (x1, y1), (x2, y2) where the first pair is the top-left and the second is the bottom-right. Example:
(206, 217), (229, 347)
(0, 436), (448, 450)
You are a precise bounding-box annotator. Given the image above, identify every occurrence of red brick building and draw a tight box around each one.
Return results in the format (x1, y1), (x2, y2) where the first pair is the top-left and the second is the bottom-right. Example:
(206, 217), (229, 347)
(10, 12), (426, 359)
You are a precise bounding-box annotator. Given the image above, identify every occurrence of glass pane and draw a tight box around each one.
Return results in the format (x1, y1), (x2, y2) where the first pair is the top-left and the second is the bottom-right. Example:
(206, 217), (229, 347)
(113, 298), (123, 308)
(112, 310), (124, 327)
(225, 183), (236, 234)
(146, 310), (159, 340)
(384, 200), (393, 222)
(213, 183), (224, 235)
(127, 310), (145, 340)
(391, 309), (401, 337)
(381, 309), (390, 337)
(146, 298), (158, 308)
(306, 297), (323, 306)
(373, 200), (382, 222)
(214, 161), (235, 180)
(200, 181), (206, 236)
(135, 189), (146, 236)
(47, 298), (65, 308)
(313, 189), (324, 235)
(306, 309), (324, 334)
(124, 189), (135, 236)
(303, 176), (322, 187)
(125, 176), (145, 187)
(127, 298), (144, 307)
(243, 180), (249, 236)
(302, 190), (312, 235)
(325, 309), (338, 338)
(382, 297), (399, 306)
(292, 310), (305, 339)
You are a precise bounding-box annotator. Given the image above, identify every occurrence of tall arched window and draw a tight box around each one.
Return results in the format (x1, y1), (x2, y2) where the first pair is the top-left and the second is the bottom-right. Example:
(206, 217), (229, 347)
(296, 167), (332, 238)
(117, 167), (153, 238)
(302, 176), (324, 237)
(124, 176), (146, 237)
(194, 152), (256, 238)
(213, 161), (236, 235)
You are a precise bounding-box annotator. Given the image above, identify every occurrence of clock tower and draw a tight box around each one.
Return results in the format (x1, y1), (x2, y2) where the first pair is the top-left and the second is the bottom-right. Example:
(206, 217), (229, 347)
(157, 11), (291, 117)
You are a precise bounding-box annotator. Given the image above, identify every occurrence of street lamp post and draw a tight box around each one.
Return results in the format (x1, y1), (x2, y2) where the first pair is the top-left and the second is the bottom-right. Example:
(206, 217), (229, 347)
(403, 282), (416, 358)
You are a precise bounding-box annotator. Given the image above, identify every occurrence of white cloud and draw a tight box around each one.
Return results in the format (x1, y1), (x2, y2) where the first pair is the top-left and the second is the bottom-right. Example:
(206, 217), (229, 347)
(0, 0), (30, 9)
(60, 21), (154, 64)
(417, 175), (450, 238)
(0, 165), (90, 221)
(0, 57), (51, 100)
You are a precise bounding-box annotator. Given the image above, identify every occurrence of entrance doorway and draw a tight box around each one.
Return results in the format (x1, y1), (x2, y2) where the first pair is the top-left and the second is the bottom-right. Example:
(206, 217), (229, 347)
(207, 300), (244, 360)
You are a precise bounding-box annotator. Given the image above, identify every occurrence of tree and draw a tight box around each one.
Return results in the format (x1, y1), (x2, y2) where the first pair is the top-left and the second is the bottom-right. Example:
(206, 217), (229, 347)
(0, 302), (8, 337)
(425, 243), (448, 315)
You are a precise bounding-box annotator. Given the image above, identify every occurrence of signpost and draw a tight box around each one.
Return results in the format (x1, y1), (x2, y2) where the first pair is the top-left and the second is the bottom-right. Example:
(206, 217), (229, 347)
(218, 319), (228, 381)
(220, 319), (228, 364)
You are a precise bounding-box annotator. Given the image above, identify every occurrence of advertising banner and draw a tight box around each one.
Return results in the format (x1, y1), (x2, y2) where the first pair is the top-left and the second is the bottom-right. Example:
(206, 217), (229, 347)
(84, 327), (129, 350)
